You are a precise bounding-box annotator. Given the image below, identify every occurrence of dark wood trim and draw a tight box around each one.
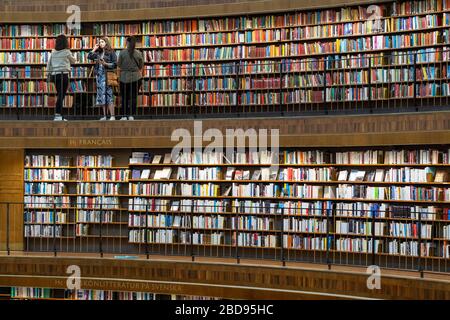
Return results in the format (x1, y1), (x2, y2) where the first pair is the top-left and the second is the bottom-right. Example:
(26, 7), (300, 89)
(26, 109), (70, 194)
(1, 0), (383, 23)
(0, 112), (449, 149)
(0, 256), (448, 299)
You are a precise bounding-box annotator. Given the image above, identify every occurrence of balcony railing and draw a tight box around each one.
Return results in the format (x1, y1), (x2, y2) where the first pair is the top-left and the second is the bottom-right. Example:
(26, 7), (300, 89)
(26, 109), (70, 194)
(1, 49), (450, 120)
(0, 201), (449, 275)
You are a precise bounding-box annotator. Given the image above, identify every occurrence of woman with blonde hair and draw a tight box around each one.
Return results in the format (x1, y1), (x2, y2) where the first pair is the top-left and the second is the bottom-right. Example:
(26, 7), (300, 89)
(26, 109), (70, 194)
(88, 37), (117, 120)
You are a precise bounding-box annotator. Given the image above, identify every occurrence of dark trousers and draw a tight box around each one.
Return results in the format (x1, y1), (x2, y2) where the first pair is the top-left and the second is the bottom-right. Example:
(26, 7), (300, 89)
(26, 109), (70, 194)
(120, 80), (140, 116)
(52, 73), (69, 115)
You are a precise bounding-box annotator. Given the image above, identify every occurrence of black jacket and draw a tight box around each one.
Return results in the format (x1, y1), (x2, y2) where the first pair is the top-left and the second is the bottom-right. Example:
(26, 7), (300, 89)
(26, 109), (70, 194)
(87, 49), (117, 76)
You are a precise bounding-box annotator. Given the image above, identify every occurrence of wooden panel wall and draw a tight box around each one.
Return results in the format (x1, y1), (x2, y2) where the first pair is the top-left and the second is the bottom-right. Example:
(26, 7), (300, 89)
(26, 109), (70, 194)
(0, 256), (448, 299)
(0, 0), (383, 22)
(0, 150), (24, 251)
(0, 112), (449, 149)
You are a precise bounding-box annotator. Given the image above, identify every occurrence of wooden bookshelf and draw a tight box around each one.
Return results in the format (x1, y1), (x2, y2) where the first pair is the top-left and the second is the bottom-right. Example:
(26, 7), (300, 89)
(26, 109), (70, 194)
(1, 0), (450, 115)
(20, 146), (450, 272)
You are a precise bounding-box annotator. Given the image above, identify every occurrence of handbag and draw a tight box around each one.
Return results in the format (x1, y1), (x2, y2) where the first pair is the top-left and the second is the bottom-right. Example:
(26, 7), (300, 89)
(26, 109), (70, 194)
(106, 70), (119, 87)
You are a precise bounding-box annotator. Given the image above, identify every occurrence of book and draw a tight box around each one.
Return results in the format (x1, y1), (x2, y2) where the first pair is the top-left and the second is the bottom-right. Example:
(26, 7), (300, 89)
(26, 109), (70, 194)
(222, 186), (232, 196)
(374, 169), (385, 182)
(154, 168), (172, 180)
(269, 168), (279, 180)
(337, 170), (348, 181)
(163, 153), (172, 164)
(171, 200), (180, 212)
(132, 170), (141, 179)
(261, 168), (270, 180)
(251, 170), (261, 181)
(435, 170), (448, 183)
(140, 169), (151, 179)
(160, 168), (172, 180)
(225, 167), (235, 180)
(348, 170), (366, 181)
(365, 171), (375, 182)
(152, 155), (162, 164)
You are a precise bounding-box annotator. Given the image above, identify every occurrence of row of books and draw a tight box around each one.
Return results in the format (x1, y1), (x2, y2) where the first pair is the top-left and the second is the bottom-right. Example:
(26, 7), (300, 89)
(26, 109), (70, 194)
(24, 169), (71, 181)
(0, 52), (49, 64)
(10, 287), (51, 298)
(10, 288), (203, 300)
(74, 290), (157, 300)
(138, 17), (450, 48)
(125, 198), (449, 222)
(131, 151), (260, 165)
(393, 0), (447, 15)
(0, 38), (94, 50)
(76, 155), (113, 167)
(76, 196), (120, 209)
(0, 95), (77, 107)
(139, 11), (382, 35)
(128, 214), (190, 228)
(0, 24), (78, 37)
(2, 19), (438, 52)
(0, 67), (90, 78)
(139, 67), (449, 92)
(75, 210), (116, 223)
(333, 149), (449, 165)
(1, 51), (450, 76)
(140, 35), (450, 63)
(283, 217), (328, 233)
(306, 238), (437, 256)
(26, 149), (450, 167)
(25, 155), (71, 167)
(131, 2), (445, 34)
(76, 183), (121, 196)
(22, 210), (450, 231)
(327, 185), (449, 201)
(24, 196), (70, 209)
(24, 225), (62, 237)
(0, 80), (86, 94)
(127, 214), (444, 238)
(130, 149), (450, 165)
(131, 167), (222, 181)
(25, 182), (65, 195)
(335, 220), (382, 236)
(25, 155), (117, 168)
(337, 167), (447, 183)
(0, 38), (55, 50)
(334, 203), (449, 220)
(131, 205), (447, 227)
(128, 229), (188, 244)
(75, 224), (89, 236)
(77, 169), (129, 181)
(127, 181), (450, 201)
(283, 235), (330, 250)
(142, 50), (450, 77)
(0, 51), (100, 64)
(24, 211), (67, 224)
(334, 238), (378, 253)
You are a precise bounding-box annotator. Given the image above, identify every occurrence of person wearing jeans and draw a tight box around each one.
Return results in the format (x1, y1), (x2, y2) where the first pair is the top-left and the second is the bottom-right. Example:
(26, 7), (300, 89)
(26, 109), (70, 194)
(46, 34), (77, 121)
(117, 36), (144, 120)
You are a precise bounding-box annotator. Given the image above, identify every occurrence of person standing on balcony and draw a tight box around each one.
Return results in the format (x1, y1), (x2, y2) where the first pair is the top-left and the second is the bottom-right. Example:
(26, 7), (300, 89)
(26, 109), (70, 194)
(46, 34), (77, 121)
(117, 36), (144, 120)
(88, 37), (118, 121)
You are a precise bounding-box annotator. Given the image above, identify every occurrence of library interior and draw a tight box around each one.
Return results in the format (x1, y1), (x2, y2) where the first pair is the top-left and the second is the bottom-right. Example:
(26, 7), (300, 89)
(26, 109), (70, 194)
(0, 0), (449, 302)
